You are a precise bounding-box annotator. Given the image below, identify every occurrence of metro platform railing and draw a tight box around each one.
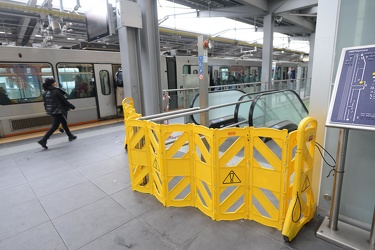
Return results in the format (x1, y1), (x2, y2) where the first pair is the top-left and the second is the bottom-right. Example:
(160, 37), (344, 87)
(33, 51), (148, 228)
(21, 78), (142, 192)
(165, 77), (311, 111)
(122, 97), (317, 242)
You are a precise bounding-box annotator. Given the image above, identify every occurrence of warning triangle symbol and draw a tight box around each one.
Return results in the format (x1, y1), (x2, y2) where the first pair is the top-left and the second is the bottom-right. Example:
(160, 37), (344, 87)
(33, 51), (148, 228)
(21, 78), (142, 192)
(301, 175), (310, 193)
(223, 170), (241, 184)
(153, 159), (160, 171)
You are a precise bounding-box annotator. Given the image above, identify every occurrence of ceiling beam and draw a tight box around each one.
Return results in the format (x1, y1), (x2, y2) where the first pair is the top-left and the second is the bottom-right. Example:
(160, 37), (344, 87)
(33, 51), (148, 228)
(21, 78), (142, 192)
(0, 2), (85, 20)
(258, 24), (314, 35)
(270, 0), (318, 14)
(279, 14), (315, 33)
(16, 0), (37, 46)
(300, 6), (318, 15)
(197, 6), (266, 18)
(234, 0), (269, 12)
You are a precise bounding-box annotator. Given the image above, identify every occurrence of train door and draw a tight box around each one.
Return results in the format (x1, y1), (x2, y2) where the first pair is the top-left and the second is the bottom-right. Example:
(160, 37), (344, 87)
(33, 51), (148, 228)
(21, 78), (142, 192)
(93, 64), (117, 118)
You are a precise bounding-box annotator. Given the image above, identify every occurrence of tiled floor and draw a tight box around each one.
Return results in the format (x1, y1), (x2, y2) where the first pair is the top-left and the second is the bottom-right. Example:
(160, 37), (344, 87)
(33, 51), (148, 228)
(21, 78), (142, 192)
(0, 122), (343, 250)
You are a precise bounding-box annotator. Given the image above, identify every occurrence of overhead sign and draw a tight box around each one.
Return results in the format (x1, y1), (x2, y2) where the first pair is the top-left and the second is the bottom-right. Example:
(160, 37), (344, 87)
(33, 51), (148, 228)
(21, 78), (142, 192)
(326, 44), (375, 131)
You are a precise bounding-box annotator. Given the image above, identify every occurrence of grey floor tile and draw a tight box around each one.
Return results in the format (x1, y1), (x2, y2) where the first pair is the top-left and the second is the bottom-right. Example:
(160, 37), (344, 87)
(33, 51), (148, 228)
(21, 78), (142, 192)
(59, 149), (110, 168)
(76, 158), (125, 180)
(285, 216), (344, 250)
(15, 150), (61, 168)
(52, 196), (134, 250)
(0, 199), (49, 241)
(111, 188), (164, 217)
(137, 206), (213, 248)
(0, 222), (68, 250)
(79, 218), (175, 250)
(100, 143), (127, 157)
(0, 162), (20, 176)
(0, 157), (18, 169)
(181, 220), (286, 250)
(20, 159), (74, 182)
(29, 169), (87, 197)
(39, 181), (107, 219)
(0, 183), (36, 209)
(112, 153), (129, 165)
(0, 168), (28, 191)
(240, 219), (285, 243)
(90, 168), (130, 195)
(81, 134), (123, 148)
(240, 215), (343, 250)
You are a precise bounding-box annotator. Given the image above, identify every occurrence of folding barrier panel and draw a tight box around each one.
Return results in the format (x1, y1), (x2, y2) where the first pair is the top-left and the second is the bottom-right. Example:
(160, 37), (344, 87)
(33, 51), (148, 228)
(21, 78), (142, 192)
(215, 128), (249, 221)
(248, 127), (289, 230)
(122, 98), (317, 241)
(163, 124), (195, 207)
(126, 119), (151, 194)
(193, 125), (216, 219)
(282, 117), (317, 241)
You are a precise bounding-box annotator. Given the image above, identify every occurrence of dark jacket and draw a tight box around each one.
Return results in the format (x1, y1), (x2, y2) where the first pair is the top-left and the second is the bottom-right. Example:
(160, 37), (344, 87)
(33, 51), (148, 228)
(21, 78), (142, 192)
(43, 86), (75, 115)
(0, 93), (11, 105)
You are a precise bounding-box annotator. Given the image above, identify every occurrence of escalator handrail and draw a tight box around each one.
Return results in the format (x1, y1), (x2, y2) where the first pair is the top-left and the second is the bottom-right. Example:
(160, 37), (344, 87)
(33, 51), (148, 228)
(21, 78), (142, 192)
(233, 90), (285, 124)
(248, 90), (309, 127)
(190, 89), (246, 125)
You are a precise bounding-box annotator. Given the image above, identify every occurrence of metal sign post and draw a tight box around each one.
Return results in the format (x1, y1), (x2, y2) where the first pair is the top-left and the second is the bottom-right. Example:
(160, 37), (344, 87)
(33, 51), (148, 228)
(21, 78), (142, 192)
(317, 44), (375, 249)
(198, 35), (209, 127)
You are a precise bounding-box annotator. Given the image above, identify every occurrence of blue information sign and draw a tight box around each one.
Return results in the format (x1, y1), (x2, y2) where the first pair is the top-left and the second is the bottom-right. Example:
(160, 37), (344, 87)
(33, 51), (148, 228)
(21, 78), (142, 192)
(327, 45), (375, 130)
(199, 68), (203, 74)
(199, 61), (203, 67)
(198, 56), (203, 61)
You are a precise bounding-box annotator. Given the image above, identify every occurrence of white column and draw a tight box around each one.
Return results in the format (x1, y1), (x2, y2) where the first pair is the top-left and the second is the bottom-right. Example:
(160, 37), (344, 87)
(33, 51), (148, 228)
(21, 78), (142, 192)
(309, 0), (341, 204)
(261, 14), (274, 91)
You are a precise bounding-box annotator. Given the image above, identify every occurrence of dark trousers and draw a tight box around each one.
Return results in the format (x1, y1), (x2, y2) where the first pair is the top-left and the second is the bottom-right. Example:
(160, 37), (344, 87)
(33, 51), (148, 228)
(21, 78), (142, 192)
(42, 113), (73, 141)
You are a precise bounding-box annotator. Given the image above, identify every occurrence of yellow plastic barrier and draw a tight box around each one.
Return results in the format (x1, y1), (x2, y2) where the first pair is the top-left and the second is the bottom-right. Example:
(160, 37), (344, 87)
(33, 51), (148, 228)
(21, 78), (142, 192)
(122, 98), (317, 242)
(282, 117), (317, 241)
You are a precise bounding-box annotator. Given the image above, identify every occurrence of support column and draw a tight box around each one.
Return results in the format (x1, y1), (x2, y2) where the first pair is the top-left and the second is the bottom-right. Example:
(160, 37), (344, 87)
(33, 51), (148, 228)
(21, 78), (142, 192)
(306, 32), (315, 97)
(116, 0), (162, 116)
(261, 14), (274, 91)
(137, 0), (163, 115)
(116, 0), (143, 114)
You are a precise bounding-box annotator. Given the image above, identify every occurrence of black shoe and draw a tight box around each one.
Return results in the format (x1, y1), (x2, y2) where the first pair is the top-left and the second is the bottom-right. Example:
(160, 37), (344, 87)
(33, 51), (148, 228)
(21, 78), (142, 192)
(37, 140), (48, 149)
(69, 135), (77, 141)
(59, 128), (64, 133)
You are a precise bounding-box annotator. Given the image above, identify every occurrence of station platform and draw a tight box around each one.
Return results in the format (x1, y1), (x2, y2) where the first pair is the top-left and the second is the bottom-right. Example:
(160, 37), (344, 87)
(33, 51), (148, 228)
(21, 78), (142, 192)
(0, 120), (343, 250)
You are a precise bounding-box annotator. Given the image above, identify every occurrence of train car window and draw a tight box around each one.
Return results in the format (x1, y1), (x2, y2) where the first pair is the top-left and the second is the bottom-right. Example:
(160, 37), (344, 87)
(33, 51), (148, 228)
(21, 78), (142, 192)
(99, 70), (111, 95)
(182, 65), (191, 74)
(0, 63), (52, 105)
(57, 63), (95, 99)
(220, 67), (229, 81)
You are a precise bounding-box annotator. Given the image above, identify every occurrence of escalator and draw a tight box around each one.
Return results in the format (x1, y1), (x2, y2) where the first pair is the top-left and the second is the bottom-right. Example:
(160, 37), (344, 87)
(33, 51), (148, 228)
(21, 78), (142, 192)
(190, 89), (308, 130)
(246, 90), (308, 130)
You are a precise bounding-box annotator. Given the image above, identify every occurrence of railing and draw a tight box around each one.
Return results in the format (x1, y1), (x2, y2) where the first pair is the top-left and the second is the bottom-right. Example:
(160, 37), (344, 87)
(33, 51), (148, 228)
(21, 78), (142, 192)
(163, 78), (311, 110)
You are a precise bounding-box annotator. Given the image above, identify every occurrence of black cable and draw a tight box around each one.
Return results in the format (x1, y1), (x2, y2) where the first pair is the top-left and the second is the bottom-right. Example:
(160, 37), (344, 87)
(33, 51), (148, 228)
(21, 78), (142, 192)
(291, 192), (302, 223)
(314, 142), (345, 177)
(315, 142), (335, 167)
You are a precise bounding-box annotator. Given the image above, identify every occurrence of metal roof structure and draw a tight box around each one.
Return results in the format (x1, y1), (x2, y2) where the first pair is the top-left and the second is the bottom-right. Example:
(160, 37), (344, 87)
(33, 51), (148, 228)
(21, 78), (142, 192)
(0, 0), (317, 61)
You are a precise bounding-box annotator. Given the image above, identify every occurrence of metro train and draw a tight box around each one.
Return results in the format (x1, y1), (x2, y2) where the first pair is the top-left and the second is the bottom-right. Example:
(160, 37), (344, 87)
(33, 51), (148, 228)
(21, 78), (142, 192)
(0, 46), (307, 137)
